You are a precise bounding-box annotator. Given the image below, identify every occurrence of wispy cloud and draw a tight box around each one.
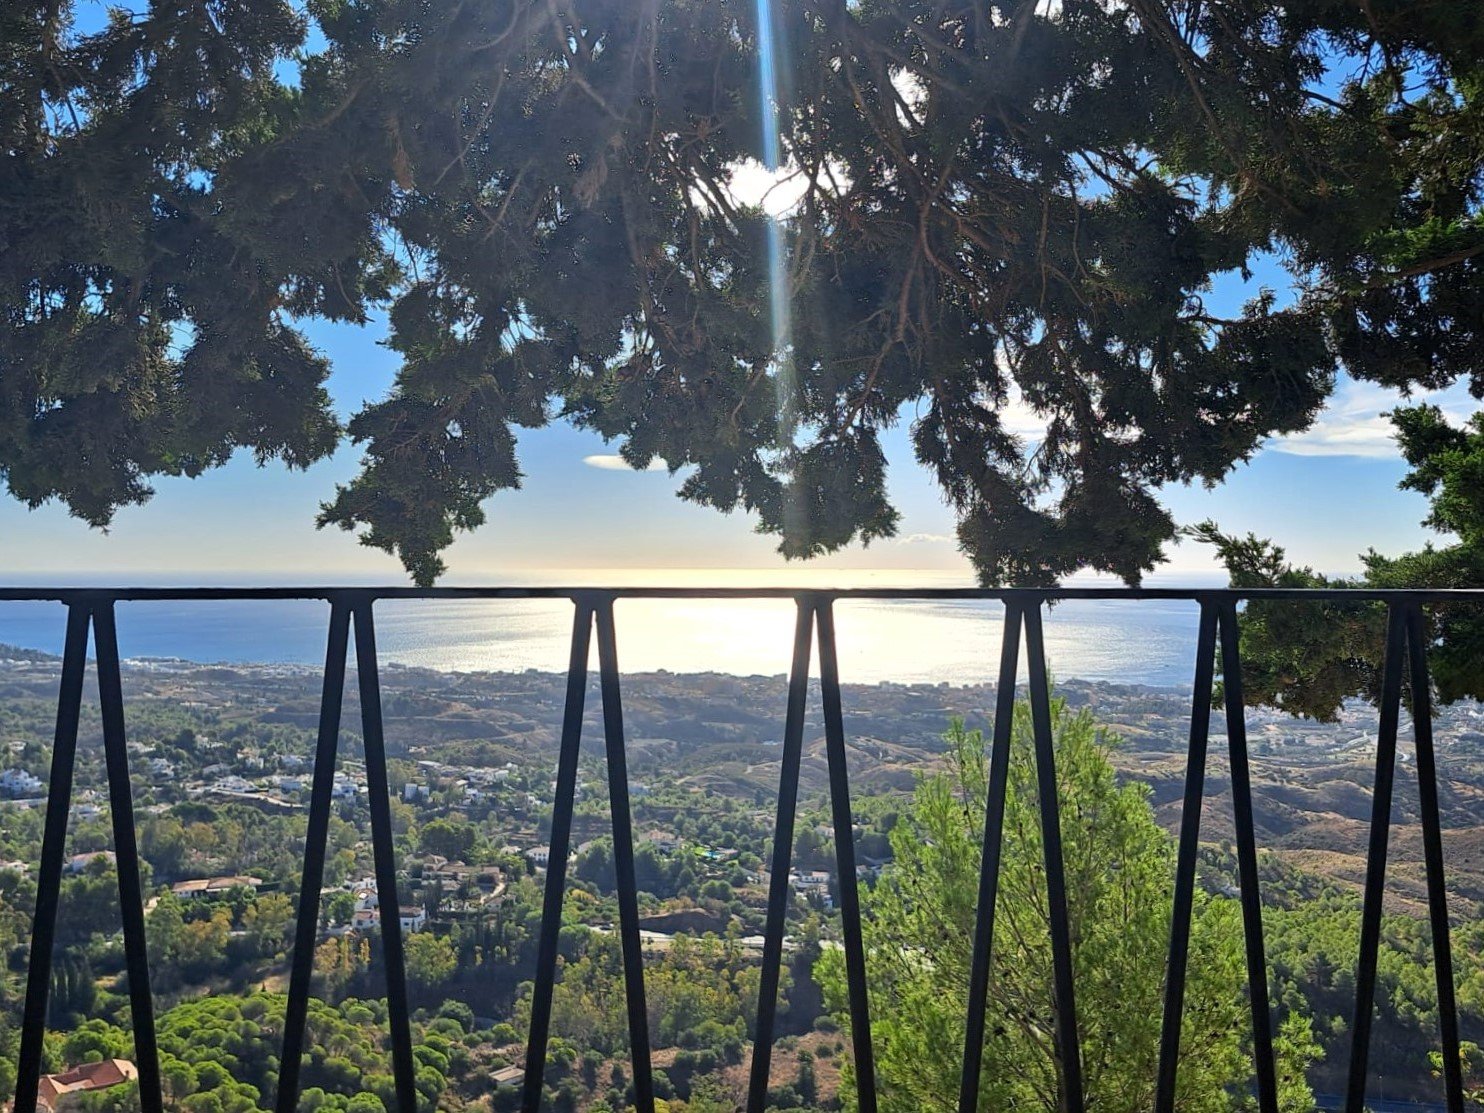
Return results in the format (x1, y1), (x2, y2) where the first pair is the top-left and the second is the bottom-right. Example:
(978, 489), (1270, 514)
(898, 532), (953, 545)
(1269, 379), (1475, 459)
(997, 387), (1050, 442)
(582, 454), (666, 472)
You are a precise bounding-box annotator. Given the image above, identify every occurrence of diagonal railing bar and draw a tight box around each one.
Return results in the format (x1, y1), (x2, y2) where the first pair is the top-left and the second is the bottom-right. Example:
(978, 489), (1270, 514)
(1217, 601), (1280, 1113)
(93, 603), (164, 1113)
(816, 601), (878, 1113)
(1022, 604), (1086, 1111)
(594, 601), (655, 1113)
(277, 600), (352, 1113)
(1345, 602), (1408, 1113)
(958, 602), (1024, 1113)
(352, 601), (418, 1113)
(1404, 603), (1464, 1113)
(13, 604), (91, 1113)
(748, 598), (815, 1113)
(523, 601), (594, 1112)
(1155, 603), (1220, 1113)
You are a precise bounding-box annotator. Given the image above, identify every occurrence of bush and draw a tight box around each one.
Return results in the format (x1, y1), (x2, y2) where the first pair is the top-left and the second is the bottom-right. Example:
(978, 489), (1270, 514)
(436, 1000), (475, 1031)
(766, 1084), (801, 1108)
(652, 1069), (674, 1099)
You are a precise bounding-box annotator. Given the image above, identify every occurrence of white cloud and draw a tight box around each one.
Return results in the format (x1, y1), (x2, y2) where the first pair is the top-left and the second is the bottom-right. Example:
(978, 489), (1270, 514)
(725, 159), (814, 218)
(997, 385), (1051, 441)
(582, 454), (666, 472)
(1269, 378), (1476, 459)
(898, 532), (953, 545)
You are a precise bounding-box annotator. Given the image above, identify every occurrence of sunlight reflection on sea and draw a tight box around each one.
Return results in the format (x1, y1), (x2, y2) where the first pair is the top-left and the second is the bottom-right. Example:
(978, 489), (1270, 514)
(0, 570), (1209, 688)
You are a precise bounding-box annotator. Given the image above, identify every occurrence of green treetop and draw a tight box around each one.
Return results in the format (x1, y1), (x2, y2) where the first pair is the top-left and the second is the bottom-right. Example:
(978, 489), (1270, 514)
(1196, 402), (1484, 719)
(817, 699), (1320, 1111)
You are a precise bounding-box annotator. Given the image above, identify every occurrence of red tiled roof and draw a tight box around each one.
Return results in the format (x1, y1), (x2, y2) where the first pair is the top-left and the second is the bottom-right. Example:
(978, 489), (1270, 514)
(38, 1058), (138, 1110)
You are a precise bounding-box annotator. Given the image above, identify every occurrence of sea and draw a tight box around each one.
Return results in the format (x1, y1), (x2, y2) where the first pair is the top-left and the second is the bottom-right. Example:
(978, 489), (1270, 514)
(0, 569), (1217, 689)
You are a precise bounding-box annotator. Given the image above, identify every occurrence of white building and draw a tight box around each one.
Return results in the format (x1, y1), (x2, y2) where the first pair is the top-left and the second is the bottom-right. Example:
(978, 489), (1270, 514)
(347, 904), (426, 933)
(398, 907), (427, 933)
(0, 768), (43, 796)
(790, 869), (834, 910)
(171, 876), (262, 899)
(791, 869), (829, 889)
(66, 851), (116, 874)
(351, 907), (379, 931)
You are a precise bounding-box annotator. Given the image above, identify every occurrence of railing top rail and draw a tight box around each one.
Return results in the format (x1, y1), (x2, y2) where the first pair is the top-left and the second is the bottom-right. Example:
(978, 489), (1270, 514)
(1, 585), (1483, 603)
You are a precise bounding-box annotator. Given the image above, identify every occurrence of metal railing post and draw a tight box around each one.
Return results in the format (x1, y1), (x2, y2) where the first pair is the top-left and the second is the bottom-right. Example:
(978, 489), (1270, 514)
(92, 602), (163, 1113)
(13, 603), (92, 1113)
(352, 599), (419, 1113)
(522, 601), (594, 1112)
(958, 602), (1024, 1113)
(277, 599), (352, 1113)
(1345, 603), (1408, 1113)
(1405, 603), (1464, 1113)
(594, 600), (654, 1113)
(816, 600), (877, 1113)
(1218, 601), (1280, 1113)
(747, 597), (815, 1113)
(1155, 603), (1219, 1112)
(1022, 603), (1086, 1112)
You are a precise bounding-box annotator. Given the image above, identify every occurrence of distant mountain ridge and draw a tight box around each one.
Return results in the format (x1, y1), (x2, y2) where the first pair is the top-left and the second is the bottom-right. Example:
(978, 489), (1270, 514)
(0, 643), (60, 663)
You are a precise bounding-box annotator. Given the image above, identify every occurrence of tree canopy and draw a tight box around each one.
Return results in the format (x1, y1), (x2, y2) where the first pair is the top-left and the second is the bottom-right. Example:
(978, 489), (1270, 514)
(3, 1), (1481, 582)
(1195, 402), (1484, 718)
(816, 701), (1320, 1111)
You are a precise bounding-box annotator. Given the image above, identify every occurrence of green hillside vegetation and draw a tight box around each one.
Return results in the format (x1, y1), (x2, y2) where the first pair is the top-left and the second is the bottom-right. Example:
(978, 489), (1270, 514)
(0, 659), (1481, 1108)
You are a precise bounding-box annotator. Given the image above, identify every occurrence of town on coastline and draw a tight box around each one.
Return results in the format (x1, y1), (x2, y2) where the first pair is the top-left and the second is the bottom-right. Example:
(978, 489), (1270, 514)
(2, 645), (1484, 1109)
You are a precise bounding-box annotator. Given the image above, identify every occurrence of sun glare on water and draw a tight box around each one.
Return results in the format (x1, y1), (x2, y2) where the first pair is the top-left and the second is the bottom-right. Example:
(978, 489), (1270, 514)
(368, 569), (1202, 687)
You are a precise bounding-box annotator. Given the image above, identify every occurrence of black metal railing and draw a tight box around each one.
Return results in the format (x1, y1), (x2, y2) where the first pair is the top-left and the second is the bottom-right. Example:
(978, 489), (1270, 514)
(2, 585), (1478, 1113)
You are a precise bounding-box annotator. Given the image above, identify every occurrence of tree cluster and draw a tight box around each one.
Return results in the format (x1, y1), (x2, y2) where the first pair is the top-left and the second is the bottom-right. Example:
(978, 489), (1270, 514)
(3, 2), (1480, 581)
(818, 700), (1320, 1111)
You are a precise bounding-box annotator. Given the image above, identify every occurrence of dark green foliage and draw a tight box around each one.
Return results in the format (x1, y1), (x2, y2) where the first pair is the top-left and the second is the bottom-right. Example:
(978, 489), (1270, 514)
(150, 993), (443, 1113)
(60, 1079), (142, 1113)
(1196, 404), (1484, 718)
(795, 1050), (817, 1106)
(3, 2), (1480, 582)
(0, 1), (347, 526)
(1231, 852), (1484, 1100)
(1187, 522), (1388, 721)
(418, 819), (476, 863)
(48, 950), (97, 1026)
(817, 705), (1320, 1111)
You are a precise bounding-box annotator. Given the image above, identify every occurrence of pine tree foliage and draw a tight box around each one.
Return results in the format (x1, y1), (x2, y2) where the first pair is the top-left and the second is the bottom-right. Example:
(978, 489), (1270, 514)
(2, 1), (1481, 582)
(816, 700), (1320, 1111)
(1195, 403), (1484, 719)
